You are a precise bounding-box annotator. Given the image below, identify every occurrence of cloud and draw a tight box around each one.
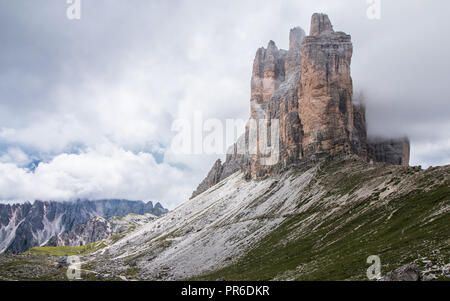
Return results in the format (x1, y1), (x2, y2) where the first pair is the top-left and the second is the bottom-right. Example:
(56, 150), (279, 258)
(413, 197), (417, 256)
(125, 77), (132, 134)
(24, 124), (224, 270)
(0, 143), (195, 209)
(0, 147), (30, 167)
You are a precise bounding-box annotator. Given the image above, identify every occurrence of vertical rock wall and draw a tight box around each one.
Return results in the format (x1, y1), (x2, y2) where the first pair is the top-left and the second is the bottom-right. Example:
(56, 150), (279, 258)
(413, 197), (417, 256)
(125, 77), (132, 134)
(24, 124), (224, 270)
(298, 13), (354, 159)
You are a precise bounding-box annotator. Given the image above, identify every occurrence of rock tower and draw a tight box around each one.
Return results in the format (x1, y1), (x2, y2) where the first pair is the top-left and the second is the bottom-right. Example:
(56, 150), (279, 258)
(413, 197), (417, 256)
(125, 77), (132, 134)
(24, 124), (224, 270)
(191, 13), (410, 199)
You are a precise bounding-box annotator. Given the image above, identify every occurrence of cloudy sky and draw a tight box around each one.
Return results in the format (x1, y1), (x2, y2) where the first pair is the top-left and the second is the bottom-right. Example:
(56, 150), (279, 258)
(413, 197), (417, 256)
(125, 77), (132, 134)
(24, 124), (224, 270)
(0, 0), (449, 209)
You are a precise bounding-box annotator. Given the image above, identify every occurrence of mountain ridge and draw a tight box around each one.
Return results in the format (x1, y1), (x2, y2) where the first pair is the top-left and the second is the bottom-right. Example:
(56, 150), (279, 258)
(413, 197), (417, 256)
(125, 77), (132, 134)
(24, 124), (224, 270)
(0, 199), (168, 253)
(45, 213), (157, 248)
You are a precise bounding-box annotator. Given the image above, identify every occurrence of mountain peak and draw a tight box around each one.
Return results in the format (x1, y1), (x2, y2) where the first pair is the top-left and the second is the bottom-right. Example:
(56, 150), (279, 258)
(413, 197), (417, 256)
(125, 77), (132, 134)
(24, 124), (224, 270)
(310, 13), (334, 36)
(191, 13), (410, 198)
(289, 27), (306, 51)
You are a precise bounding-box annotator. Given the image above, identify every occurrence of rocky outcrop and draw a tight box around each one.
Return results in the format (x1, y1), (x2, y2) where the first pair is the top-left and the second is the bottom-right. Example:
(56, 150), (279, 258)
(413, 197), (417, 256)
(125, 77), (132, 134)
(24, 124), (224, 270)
(299, 13), (354, 159)
(368, 137), (410, 166)
(191, 28), (306, 198)
(381, 264), (421, 281)
(46, 216), (112, 247)
(192, 13), (411, 198)
(191, 160), (224, 199)
(46, 213), (156, 247)
(309, 13), (334, 36)
(0, 200), (168, 253)
(191, 151), (247, 199)
(251, 41), (287, 119)
(245, 27), (307, 179)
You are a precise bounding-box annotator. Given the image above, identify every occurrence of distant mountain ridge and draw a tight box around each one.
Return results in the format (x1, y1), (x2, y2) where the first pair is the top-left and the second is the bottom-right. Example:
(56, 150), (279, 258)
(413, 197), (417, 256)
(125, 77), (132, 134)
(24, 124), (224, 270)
(46, 213), (157, 248)
(0, 199), (168, 253)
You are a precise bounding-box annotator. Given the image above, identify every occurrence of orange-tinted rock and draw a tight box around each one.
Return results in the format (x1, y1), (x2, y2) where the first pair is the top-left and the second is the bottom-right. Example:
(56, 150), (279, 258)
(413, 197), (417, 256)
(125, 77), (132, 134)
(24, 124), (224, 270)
(299, 13), (354, 159)
(309, 13), (334, 36)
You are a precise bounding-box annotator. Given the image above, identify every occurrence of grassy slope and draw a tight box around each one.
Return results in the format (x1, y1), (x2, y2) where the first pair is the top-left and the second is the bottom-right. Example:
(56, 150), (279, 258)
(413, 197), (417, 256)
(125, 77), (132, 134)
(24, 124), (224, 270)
(0, 256), (68, 281)
(25, 241), (107, 256)
(25, 225), (137, 257)
(194, 159), (450, 281)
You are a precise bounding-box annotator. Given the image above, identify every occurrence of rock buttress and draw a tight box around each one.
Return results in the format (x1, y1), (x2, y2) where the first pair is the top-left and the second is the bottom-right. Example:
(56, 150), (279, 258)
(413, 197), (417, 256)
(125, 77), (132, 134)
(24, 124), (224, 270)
(298, 13), (354, 160)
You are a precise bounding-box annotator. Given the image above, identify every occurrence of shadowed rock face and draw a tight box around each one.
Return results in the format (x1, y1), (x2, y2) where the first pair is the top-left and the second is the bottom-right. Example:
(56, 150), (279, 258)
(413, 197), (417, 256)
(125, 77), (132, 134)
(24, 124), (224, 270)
(191, 160), (224, 199)
(367, 137), (411, 166)
(251, 41), (287, 119)
(191, 13), (410, 199)
(352, 103), (368, 159)
(245, 26), (307, 179)
(191, 28), (306, 199)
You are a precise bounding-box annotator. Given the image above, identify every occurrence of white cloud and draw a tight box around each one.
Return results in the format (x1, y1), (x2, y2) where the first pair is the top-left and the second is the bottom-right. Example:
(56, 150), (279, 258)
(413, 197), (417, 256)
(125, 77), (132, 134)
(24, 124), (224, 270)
(411, 139), (450, 169)
(0, 144), (195, 209)
(0, 147), (30, 167)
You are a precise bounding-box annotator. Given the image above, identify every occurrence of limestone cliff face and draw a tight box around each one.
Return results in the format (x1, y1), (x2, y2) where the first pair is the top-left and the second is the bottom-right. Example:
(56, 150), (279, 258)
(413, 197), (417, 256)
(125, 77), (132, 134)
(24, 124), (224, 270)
(309, 13), (334, 36)
(191, 13), (410, 199)
(299, 13), (354, 159)
(245, 27), (306, 180)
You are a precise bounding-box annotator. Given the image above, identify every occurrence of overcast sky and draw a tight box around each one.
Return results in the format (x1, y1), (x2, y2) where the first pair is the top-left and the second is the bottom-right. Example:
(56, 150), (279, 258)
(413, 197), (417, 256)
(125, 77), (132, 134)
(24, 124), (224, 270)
(0, 0), (449, 209)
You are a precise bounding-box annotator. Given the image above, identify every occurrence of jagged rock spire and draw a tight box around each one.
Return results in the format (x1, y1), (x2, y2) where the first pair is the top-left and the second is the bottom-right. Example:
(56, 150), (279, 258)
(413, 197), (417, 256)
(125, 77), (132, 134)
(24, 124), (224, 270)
(285, 27), (306, 77)
(289, 27), (305, 51)
(310, 13), (334, 36)
(299, 13), (354, 158)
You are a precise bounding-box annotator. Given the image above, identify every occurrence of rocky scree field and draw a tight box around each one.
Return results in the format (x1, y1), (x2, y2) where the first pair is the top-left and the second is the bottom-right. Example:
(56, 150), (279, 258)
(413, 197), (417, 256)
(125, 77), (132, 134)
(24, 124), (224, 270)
(83, 157), (449, 281)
